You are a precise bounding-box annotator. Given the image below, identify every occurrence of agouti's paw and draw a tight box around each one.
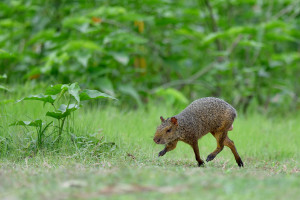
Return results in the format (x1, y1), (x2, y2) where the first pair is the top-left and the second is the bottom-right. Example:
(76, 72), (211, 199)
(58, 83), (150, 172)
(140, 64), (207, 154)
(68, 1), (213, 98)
(158, 149), (167, 157)
(198, 161), (205, 167)
(206, 154), (216, 162)
(237, 159), (244, 167)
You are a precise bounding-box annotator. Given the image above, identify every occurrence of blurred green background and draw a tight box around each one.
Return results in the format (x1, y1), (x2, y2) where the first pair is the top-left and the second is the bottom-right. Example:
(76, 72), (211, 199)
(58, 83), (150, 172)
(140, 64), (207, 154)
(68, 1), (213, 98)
(1, 0), (300, 113)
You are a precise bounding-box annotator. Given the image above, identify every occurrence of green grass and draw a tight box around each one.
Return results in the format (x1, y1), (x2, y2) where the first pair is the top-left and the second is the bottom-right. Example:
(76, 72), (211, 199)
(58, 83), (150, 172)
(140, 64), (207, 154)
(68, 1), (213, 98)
(0, 87), (300, 199)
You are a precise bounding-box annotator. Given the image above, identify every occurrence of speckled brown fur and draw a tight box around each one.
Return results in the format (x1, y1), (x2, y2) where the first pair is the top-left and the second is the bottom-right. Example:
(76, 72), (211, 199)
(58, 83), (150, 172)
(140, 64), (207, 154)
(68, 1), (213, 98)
(153, 97), (244, 167)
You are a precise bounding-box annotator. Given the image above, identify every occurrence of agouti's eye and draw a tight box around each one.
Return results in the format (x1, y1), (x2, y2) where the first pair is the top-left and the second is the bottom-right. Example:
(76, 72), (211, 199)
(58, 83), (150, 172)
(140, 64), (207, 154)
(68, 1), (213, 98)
(166, 128), (171, 133)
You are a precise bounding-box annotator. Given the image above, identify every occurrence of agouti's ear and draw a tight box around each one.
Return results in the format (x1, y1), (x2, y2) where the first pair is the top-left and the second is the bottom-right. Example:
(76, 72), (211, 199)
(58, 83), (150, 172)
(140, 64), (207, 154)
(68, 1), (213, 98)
(160, 116), (165, 122)
(171, 117), (178, 126)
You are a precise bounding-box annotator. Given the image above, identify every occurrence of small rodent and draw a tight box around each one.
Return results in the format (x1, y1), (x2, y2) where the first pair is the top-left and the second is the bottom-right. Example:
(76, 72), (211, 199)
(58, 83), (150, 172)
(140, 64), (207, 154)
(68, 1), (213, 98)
(153, 97), (244, 167)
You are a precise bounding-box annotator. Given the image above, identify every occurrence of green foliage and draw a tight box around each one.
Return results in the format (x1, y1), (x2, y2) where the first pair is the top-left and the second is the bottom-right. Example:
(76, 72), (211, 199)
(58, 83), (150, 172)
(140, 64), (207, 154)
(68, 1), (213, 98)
(154, 88), (189, 108)
(13, 82), (116, 150)
(46, 104), (80, 120)
(0, 74), (7, 79)
(0, 74), (9, 92)
(19, 94), (57, 104)
(10, 120), (43, 127)
(10, 120), (52, 149)
(79, 89), (117, 101)
(1, 0), (300, 112)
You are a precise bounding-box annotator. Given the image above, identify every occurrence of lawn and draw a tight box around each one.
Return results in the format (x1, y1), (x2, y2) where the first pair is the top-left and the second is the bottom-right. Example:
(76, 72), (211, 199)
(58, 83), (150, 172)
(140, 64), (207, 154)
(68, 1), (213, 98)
(0, 87), (299, 200)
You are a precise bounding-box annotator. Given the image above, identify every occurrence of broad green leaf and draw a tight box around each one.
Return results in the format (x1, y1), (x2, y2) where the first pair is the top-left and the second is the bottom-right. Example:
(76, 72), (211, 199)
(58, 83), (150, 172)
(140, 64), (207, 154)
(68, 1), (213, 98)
(74, 52), (91, 67)
(0, 85), (9, 91)
(111, 53), (129, 65)
(0, 19), (22, 28)
(68, 83), (81, 103)
(79, 89), (116, 101)
(95, 77), (115, 96)
(46, 104), (80, 120)
(155, 88), (188, 106)
(45, 84), (69, 95)
(89, 6), (127, 17)
(118, 85), (141, 106)
(103, 30), (147, 45)
(201, 32), (227, 45)
(88, 6), (152, 22)
(261, 20), (288, 30)
(226, 26), (256, 35)
(265, 32), (296, 42)
(202, 26), (256, 46)
(63, 40), (102, 52)
(29, 29), (56, 44)
(45, 84), (63, 95)
(239, 40), (264, 48)
(272, 52), (300, 64)
(175, 28), (205, 38)
(61, 84), (70, 90)
(0, 49), (15, 59)
(18, 94), (57, 104)
(57, 104), (79, 113)
(0, 74), (7, 79)
(62, 16), (90, 28)
(10, 120), (42, 127)
(41, 52), (70, 74)
(92, 7), (149, 25)
(119, 12), (152, 22)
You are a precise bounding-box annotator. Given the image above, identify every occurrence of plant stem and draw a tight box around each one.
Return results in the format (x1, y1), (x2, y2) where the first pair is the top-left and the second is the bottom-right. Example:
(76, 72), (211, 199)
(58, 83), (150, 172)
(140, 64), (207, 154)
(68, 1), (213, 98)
(51, 103), (57, 110)
(58, 117), (66, 143)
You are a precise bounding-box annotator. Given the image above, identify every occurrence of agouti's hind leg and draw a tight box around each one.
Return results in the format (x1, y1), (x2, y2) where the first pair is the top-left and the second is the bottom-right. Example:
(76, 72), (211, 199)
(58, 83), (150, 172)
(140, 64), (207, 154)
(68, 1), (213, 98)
(158, 140), (178, 157)
(206, 131), (227, 162)
(190, 142), (205, 167)
(224, 136), (244, 167)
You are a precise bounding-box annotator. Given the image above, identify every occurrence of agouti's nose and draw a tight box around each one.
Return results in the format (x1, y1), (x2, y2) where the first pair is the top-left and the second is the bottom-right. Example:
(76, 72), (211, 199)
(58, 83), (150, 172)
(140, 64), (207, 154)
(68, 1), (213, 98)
(153, 138), (161, 144)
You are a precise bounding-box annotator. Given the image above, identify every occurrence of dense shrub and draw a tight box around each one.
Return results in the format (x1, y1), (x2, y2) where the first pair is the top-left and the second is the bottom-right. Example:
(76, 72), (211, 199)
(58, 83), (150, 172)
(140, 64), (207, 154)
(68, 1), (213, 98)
(1, 0), (299, 112)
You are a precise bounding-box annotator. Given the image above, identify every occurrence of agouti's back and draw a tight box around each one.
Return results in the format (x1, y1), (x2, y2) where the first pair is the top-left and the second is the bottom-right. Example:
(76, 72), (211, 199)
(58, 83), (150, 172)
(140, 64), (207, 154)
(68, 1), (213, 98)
(175, 97), (237, 138)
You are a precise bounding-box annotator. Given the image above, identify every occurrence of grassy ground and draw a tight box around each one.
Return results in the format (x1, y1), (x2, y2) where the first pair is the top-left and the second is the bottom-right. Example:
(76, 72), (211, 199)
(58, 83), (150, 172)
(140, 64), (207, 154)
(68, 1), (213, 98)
(0, 87), (299, 199)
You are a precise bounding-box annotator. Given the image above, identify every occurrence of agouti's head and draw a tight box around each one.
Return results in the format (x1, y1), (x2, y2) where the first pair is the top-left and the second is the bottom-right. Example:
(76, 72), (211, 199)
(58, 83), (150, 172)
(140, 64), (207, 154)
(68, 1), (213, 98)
(153, 116), (178, 144)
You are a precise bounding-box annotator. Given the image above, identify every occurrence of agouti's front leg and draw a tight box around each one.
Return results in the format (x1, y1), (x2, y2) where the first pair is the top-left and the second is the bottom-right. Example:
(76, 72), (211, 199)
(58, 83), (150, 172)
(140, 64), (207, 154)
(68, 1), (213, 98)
(158, 140), (178, 157)
(190, 142), (205, 167)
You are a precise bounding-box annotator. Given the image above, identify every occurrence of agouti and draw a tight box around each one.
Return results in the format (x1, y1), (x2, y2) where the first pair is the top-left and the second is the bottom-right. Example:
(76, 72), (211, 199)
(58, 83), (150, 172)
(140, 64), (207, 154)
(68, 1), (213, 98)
(153, 97), (244, 167)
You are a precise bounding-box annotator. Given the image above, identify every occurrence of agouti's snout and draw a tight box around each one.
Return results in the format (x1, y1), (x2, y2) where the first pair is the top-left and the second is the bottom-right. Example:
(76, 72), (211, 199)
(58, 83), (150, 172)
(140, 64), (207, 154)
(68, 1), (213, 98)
(153, 138), (161, 144)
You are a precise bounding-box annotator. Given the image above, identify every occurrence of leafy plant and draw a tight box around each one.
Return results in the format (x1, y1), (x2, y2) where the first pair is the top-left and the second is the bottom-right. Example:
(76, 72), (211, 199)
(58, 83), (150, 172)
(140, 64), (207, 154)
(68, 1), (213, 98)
(1, 0), (300, 113)
(15, 83), (116, 149)
(10, 120), (52, 149)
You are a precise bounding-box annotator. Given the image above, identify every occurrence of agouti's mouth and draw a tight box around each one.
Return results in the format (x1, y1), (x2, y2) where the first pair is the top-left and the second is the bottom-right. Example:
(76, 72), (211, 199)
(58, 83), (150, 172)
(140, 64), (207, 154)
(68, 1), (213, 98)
(153, 138), (163, 144)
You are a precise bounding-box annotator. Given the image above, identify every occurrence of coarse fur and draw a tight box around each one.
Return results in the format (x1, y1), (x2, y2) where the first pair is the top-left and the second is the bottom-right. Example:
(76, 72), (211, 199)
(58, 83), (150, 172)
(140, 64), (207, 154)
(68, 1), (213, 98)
(153, 97), (244, 167)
